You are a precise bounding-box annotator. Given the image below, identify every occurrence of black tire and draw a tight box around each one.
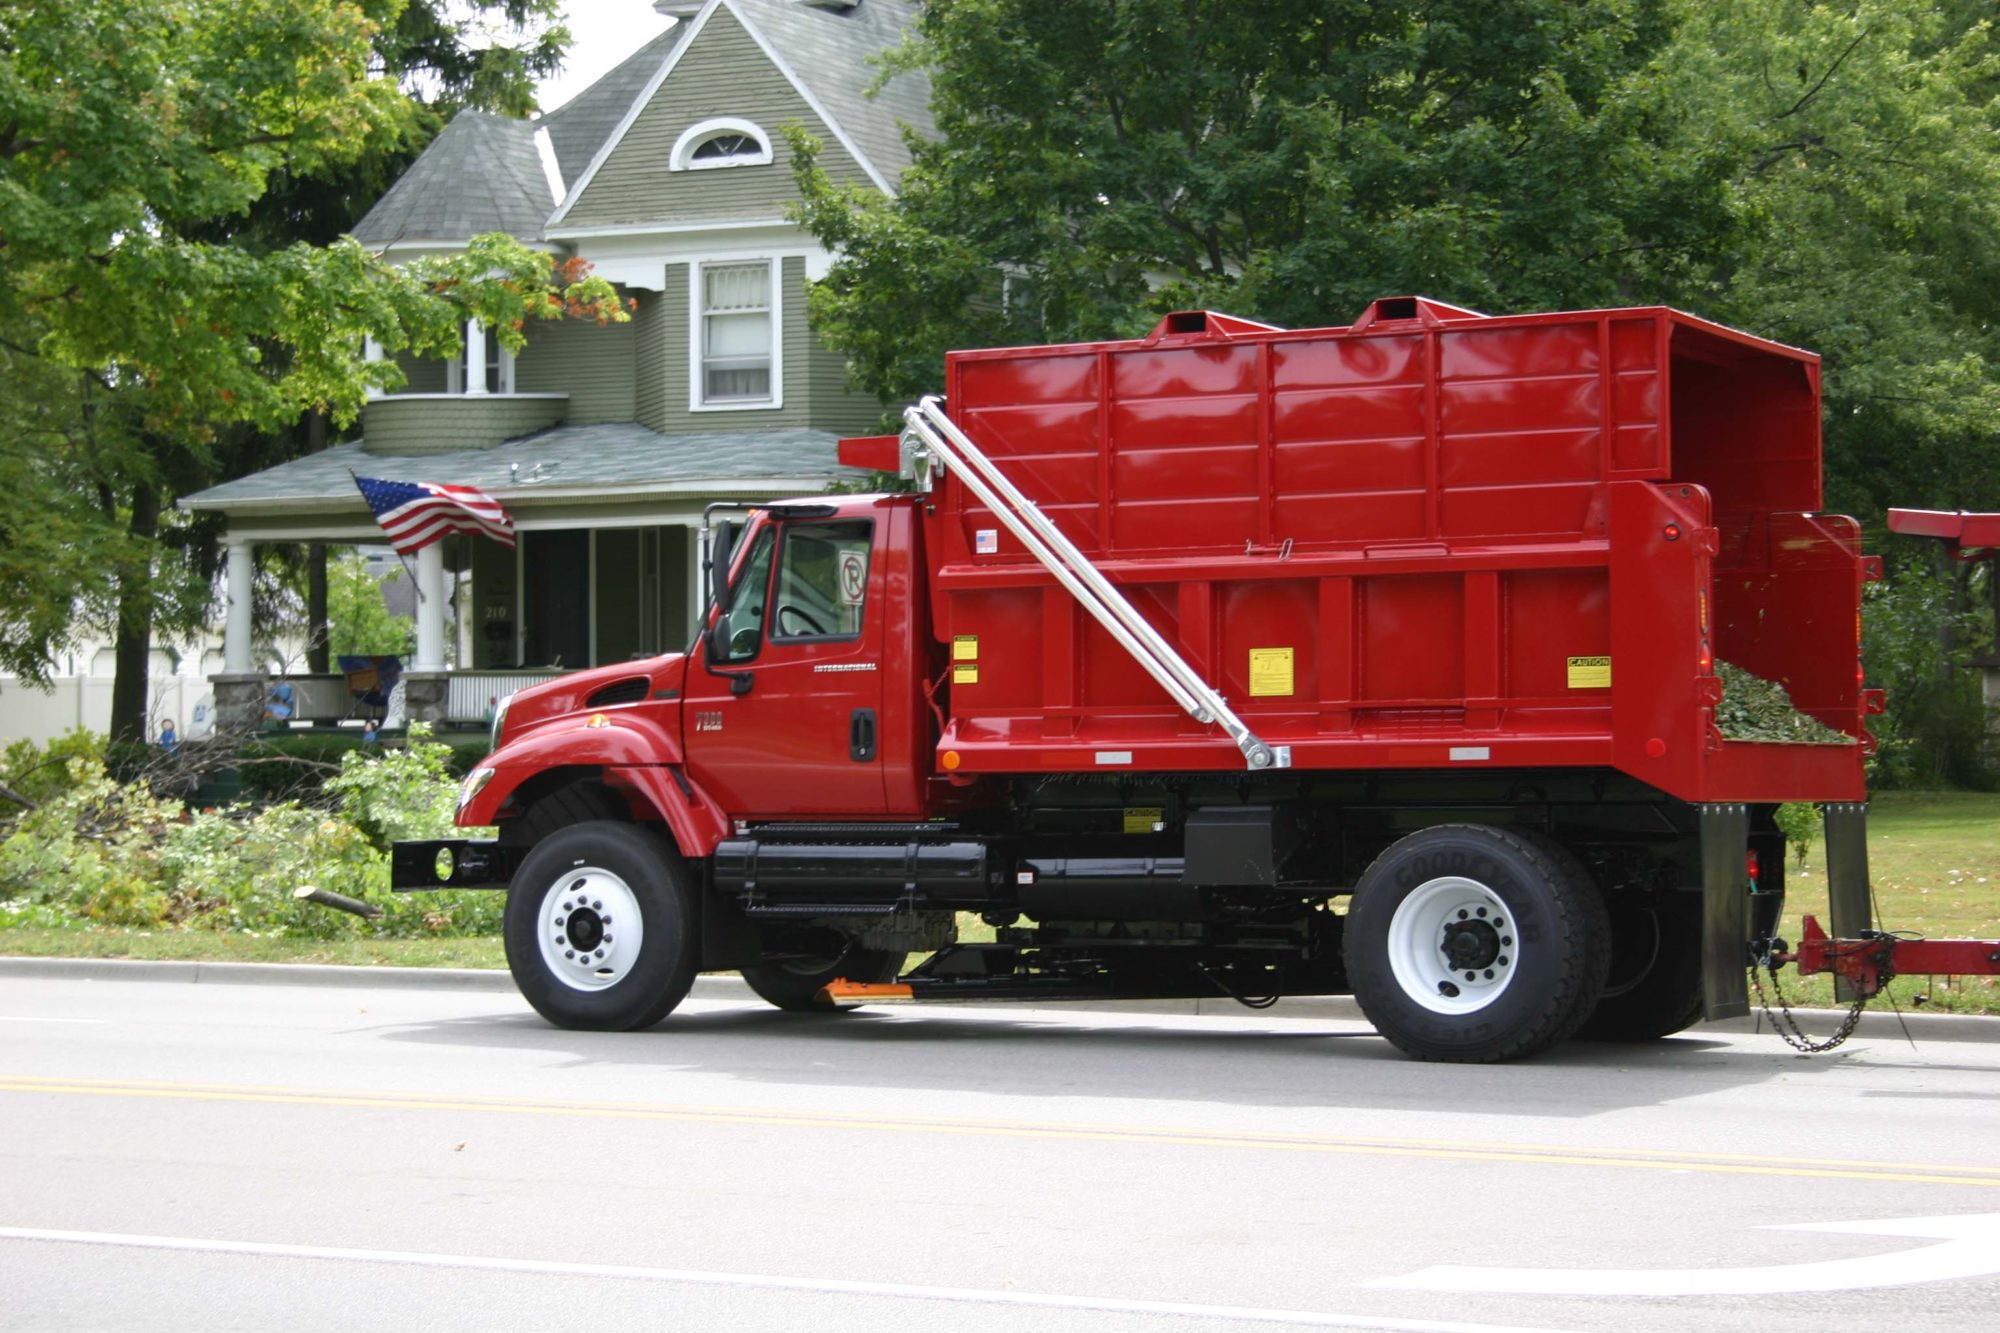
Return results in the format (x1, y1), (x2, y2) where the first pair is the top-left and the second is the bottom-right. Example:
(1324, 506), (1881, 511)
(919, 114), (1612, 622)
(502, 781), (626, 846)
(503, 821), (696, 1031)
(1344, 824), (1610, 1063)
(1575, 895), (1704, 1042)
(742, 942), (907, 1013)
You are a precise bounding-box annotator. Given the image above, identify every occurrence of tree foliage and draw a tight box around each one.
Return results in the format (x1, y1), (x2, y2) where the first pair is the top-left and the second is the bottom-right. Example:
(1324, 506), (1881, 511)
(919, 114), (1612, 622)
(325, 551), (412, 660)
(795, 0), (1739, 407)
(0, 1), (608, 734)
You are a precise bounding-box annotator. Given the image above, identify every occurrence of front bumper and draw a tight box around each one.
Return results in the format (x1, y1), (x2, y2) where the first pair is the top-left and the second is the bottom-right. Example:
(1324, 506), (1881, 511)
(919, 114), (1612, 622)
(390, 839), (525, 892)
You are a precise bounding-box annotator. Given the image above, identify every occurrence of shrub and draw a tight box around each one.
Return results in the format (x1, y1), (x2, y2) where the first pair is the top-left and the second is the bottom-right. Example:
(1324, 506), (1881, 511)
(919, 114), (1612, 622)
(0, 729), (500, 939)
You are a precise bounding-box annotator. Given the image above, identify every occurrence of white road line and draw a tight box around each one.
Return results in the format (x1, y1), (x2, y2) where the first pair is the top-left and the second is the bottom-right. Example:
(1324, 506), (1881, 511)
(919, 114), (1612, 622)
(0, 1016), (110, 1024)
(0, 1227), (1582, 1333)
(1371, 1213), (2000, 1296)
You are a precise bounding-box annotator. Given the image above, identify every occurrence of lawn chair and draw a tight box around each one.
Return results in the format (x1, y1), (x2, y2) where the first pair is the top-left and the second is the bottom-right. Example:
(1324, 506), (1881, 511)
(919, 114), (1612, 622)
(338, 655), (402, 723)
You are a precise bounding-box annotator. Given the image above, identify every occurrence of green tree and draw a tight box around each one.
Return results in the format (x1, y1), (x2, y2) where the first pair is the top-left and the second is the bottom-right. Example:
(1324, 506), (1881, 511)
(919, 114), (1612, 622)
(794, 0), (1736, 408)
(325, 552), (413, 660)
(0, 1), (618, 739)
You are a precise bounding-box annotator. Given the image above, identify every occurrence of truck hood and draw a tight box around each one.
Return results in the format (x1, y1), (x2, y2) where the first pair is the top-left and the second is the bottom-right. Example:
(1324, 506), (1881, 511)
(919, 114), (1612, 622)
(497, 653), (687, 743)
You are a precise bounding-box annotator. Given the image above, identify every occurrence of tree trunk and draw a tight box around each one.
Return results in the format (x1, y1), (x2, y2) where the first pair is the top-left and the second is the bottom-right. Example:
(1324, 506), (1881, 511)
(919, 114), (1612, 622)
(307, 542), (330, 674)
(108, 481), (160, 745)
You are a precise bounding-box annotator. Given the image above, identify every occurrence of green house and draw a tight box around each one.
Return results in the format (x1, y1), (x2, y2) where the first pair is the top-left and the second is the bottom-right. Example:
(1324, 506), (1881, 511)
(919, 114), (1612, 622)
(179, 0), (928, 727)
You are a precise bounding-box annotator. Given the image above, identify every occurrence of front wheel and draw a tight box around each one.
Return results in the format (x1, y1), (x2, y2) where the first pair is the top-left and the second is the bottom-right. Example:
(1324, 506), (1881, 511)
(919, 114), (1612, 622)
(503, 821), (696, 1031)
(1344, 825), (1609, 1063)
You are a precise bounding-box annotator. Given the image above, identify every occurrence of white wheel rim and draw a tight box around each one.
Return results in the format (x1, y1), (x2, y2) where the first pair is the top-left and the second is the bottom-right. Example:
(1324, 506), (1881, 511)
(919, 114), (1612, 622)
(1386, 876), (1520, 1015)
(535, 866), (644, 992)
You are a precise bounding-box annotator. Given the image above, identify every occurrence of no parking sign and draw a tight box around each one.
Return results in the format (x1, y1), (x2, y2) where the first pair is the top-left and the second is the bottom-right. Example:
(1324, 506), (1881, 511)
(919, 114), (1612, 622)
(838, 549), (867, 605)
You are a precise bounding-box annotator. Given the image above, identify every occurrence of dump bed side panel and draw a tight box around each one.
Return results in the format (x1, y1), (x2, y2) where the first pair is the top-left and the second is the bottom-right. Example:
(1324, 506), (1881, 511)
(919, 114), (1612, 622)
(925, 306), (1865, 800)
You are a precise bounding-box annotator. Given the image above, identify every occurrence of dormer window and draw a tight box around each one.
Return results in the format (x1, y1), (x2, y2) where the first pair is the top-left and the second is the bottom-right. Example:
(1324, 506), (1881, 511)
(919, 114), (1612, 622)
(670, 117), (774, 172)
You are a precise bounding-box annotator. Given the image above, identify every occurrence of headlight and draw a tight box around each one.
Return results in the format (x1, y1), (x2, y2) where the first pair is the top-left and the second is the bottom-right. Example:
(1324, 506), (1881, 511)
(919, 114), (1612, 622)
(458, 767), (495, 813)
(488, 694), (512, 752)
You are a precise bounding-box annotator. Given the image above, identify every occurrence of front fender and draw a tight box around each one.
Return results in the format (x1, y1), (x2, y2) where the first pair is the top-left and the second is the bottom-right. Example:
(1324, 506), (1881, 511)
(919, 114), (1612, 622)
(459, 710), (731, 859)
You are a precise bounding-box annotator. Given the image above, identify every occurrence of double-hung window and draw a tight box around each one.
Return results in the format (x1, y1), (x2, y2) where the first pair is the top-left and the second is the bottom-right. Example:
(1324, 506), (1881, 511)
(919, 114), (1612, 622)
(699, 261), (773, 406)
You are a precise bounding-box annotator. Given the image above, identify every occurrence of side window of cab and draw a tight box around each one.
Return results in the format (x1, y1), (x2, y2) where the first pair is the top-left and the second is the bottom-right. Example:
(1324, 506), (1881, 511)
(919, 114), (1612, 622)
(771, 521), (872, 642)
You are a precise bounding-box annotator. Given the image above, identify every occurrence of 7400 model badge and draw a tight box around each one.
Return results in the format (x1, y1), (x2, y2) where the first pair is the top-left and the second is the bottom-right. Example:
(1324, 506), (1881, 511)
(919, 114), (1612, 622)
(693, 711), (723, 732)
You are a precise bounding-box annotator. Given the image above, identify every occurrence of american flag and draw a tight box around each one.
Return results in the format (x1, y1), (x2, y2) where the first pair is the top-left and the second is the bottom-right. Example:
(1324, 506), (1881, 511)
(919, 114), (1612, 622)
(353, 476), (515, 554)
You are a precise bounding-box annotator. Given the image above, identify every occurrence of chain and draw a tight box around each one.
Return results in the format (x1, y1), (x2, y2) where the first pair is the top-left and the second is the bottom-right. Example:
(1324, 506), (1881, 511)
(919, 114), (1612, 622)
(1748, 961), (1869, 1053)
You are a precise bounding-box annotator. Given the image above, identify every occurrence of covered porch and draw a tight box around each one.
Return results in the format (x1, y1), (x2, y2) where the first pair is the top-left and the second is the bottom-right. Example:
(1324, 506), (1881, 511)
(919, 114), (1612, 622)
(180, 421), (853, 730)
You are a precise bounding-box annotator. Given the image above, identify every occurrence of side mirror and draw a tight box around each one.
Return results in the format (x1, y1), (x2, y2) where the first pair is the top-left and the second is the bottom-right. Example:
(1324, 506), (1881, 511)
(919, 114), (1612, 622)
(707, 611), (733, 662)
(707, 520), (737, 612)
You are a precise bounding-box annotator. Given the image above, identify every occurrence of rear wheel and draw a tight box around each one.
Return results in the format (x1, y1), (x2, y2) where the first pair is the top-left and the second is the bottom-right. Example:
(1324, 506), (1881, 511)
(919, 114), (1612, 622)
(1575, 895), (1704, 1042)
(504, 821), (696, 1031)
(1344, 824), (1609, 1063)
(742, 938), (906, 1013)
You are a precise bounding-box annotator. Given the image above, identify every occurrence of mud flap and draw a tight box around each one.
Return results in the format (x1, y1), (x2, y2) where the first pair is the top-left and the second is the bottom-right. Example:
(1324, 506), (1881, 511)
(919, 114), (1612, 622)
(1700, 803), (1750, 1020)
(1823, 802), (1873, 1003)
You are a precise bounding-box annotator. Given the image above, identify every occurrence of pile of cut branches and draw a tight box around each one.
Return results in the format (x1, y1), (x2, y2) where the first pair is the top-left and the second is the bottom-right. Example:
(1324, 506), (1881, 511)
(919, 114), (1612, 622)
(1715, 662), (1853, 744)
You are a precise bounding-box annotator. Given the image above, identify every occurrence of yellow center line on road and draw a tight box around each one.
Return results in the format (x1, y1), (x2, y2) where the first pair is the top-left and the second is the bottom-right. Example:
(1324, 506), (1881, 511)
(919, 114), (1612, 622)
(6, 1074), (1999, 1189)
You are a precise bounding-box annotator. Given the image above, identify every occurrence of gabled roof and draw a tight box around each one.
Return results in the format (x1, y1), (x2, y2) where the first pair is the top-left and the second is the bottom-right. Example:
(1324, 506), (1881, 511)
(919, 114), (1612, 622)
(539, 23), (695, 192)
(548, 0), (931, 229)
(351, 112), (555, 249)
(179, 425), (855, 515)
(736, 0), (932, 185)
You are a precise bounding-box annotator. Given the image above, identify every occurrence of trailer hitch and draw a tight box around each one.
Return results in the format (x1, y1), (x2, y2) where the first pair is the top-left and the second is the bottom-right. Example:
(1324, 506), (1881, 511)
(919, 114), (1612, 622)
(1749, 916), (2000, 1054)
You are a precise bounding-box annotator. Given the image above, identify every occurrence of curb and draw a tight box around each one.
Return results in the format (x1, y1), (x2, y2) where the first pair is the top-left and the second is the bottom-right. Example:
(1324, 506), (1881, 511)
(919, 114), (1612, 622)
(3, 954), (1996, 1042)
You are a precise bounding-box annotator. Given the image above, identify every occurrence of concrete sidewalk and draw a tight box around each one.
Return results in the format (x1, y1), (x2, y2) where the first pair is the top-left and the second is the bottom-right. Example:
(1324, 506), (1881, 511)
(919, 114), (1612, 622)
(5, 952), (1999, 1044)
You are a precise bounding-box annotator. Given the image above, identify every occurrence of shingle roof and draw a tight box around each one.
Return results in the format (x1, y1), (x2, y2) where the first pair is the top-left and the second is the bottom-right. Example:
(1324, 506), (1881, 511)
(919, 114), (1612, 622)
(540, 24), (694, 192)
(179, 424), (856, 515)
(350, 112), (555, 248)
(736, 0), (932, 186)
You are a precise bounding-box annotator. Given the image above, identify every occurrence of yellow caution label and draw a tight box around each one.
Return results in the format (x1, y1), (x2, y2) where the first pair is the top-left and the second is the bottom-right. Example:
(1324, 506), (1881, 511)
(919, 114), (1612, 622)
(1123, 806), (1164, 834)
(1249, 647), (1295, 697)
(1567, 655), (1612, 689)
(952, 635), (979, 662)
(952, 664), (979, 685)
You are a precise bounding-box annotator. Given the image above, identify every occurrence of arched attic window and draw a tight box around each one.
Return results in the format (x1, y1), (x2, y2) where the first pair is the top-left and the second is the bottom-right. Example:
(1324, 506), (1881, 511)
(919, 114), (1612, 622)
(670, 117), (774, 172)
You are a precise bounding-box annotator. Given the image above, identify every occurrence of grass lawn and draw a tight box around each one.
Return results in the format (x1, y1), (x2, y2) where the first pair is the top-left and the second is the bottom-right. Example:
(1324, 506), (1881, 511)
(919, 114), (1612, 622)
(4, 792), (1996, 1015)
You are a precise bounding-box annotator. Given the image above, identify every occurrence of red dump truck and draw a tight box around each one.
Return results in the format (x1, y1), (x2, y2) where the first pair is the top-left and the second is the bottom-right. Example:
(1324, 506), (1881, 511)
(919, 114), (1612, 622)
(393, 296), (1996, 1062)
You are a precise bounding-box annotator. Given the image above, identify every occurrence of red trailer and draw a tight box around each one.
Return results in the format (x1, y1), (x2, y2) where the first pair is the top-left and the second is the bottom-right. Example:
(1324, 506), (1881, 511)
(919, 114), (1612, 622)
(394, 297), (1992, 1062)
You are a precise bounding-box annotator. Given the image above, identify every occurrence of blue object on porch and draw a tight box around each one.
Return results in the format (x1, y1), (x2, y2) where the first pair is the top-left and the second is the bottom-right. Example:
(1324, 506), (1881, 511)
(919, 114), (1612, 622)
(338, 656), (403, 718)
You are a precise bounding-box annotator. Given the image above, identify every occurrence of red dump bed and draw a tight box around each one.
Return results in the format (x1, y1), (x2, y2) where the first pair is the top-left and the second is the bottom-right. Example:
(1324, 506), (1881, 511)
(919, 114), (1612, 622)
(920, 297), (1872, 801)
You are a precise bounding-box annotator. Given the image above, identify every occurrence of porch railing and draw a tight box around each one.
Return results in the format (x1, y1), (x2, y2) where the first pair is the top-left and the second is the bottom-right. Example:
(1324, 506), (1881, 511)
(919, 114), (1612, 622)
(271, 669), (568, 727)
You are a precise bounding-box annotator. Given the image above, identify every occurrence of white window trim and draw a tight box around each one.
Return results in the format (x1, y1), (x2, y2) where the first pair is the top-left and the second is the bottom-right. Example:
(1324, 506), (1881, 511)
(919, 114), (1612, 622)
(689, 257), (783, 413)
(670, 117), (773, 173)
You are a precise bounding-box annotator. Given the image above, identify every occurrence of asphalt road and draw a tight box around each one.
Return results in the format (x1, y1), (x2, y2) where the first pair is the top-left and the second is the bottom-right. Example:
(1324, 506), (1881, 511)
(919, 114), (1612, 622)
(3, 968), (1999, 1332)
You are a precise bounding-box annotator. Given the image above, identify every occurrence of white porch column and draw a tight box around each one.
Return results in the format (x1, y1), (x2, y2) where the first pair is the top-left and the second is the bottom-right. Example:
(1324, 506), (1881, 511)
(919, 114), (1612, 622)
(224, 540), (255, 673)
(464, 320), (489, 395)
(414, 541), (446, 672)
(362, 335), (385, 400)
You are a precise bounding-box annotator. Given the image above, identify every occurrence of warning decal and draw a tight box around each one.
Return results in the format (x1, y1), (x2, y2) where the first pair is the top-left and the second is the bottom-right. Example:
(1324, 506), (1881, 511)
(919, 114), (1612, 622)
(953, 664), (979, 685)
(1566, 655), (1612, 689)
(952, 635), (979, 662)
(1123, 806), (1164, 834)
(1248, 647), (1295, 697)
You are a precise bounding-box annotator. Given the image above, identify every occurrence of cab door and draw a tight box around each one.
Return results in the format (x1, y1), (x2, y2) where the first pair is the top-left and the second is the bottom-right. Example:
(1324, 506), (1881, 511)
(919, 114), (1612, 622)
(682, 513), (888, 818)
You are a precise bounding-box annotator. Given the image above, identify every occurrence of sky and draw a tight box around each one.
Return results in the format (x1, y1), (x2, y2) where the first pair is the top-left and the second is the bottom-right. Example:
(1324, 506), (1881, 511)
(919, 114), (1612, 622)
(535, 2), (678, 113)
